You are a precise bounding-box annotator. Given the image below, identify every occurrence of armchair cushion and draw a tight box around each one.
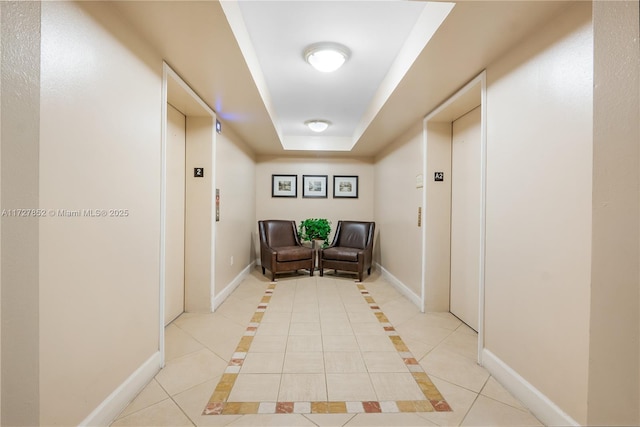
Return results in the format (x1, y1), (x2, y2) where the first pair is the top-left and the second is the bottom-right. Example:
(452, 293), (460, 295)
(275, 246), (313, 262)
(321, 247), (360, 262)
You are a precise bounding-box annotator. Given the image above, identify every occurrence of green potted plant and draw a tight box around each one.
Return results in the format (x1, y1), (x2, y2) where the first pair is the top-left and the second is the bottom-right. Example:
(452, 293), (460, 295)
(298, 218), (331, 248)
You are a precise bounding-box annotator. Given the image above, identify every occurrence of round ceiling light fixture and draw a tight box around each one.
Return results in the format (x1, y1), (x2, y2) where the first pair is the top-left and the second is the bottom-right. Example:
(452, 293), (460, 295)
(304, 42), (350, 73)
(305, 119), (331, 133)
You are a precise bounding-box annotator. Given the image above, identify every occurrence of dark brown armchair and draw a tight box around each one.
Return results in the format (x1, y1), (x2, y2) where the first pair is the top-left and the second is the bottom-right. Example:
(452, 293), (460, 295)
(258, 220), (314, 281)
(319, 221), (375, 282)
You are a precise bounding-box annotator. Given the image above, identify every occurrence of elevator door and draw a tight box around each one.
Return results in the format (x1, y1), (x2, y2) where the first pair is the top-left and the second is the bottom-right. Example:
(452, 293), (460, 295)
(450, 106), (481, 331)
(165, 104), (186, 325)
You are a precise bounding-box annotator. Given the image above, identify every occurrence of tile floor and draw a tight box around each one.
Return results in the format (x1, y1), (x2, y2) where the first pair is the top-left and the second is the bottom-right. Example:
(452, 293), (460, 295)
(111, 268), (543, 426)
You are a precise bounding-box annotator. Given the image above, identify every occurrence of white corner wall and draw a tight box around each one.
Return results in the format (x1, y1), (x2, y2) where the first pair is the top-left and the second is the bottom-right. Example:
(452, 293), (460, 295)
(214, 123), (256, 299)
(423, 122), (452, 311)
(39, 2), (162, 425)
(588, 0), (640, 425)
(184, 116), (215, 313)
(374, 124), (423, 300)
(483, 2), (593, 424)
(1, 2), (41, 425)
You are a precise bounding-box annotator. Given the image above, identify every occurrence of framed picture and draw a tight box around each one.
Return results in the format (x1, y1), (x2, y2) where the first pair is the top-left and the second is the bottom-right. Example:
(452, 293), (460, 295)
(272, 174), (297, 198)
(302, 175), (328, 198)
(333, 175), (358, 198)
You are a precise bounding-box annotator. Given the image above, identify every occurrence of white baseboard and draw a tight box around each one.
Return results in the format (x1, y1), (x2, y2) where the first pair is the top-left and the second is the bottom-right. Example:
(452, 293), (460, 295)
(482, 349), (580, 426)
(80, 351), (162, 426)
(212, 261), (255, 311)
(377, 263), (422, 309)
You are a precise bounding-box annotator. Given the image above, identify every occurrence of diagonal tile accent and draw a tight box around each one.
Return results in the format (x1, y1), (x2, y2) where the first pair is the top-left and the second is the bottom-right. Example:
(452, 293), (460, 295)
(203, 281), (451, 415)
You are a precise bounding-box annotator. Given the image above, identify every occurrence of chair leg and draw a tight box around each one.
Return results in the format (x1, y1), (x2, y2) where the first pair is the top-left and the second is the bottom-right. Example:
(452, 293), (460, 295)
(262, 266), (266, 274)
(271, 271), (276, 282)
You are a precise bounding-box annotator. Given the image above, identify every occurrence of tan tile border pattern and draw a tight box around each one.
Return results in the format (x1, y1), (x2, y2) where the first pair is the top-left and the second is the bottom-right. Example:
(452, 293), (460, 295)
(203, 282), (452, 415)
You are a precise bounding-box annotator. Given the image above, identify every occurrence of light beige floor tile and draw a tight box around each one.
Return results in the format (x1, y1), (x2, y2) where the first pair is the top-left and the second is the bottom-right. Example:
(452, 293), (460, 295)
(292, 302), (319, 314)
(420, 346), (489, 392)
(255, 321), (290, 336)
(355, 335), (396, 352)
(227, 374), (281, 402)
(369, 373), (425, 401)
(289, 322), (321, 335)
(402, 337), (436, 361)
(324, 351), (367, 373)
(378, 299), (421, 326)
(303, 413), (356, 426)
(150, 273), (537, 426)
(320, 309), (350, 320)
(321, 320), (355, 335)
(155, 348), (228, 396)
(345, 413), (438, 426)
(261, 311), (292, 323)
(266, 298), (294, 313)
(286, 335), (323, 352)
(418, 376), (479, 426)
(116, 379), (169, 419)
(322, 334), (360, 352)
(174, 314), (246, 361)
(241, 352), (285, 374)
(347, 311), (379, 323)
(362, 352), (409, 373)
(326, 373), (377, 401)
(165, 324), (205, 362)
(399, 312), (462, 333)
(111, 398), (193, 427)
(249, 335), (288, 352)
(455, 322), (478, 336)
(278, 373), (327, 401)
(318, 301), (346, 314)
(395, 323), (454, 347)
(226, 414), (316, 426)
(461, 395), (543, 426)
(350, 322), (386, 336)
(480, 377), (526, 410)
(291, 310), (320, 323)
(440, 328), (479, 360)
(215, 297), (262, 326)
(231, 285), (268, 301)
(172, 379), (242, 426)
(283, 351), (324, 373)
(341, 301), (368, 310)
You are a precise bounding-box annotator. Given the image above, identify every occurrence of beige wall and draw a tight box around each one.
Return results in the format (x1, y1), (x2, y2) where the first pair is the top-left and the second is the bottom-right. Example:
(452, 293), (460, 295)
(484, 2), (592, 423)
(1, 2), (41, 425)
(255, 156), (374, 258)
(215, 123), (256, 294)
(424, 122), (452, 311)
(588, 1), (640, 425)
(39, 2), (162, 425)
(185, 117), (214, 313)
(374, 124), (423, 297)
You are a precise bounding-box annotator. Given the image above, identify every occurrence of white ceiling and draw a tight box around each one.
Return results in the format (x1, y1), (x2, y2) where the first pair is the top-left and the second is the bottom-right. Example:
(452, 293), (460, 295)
(227, 1), (453, 151)
(112, 0), (571, 158)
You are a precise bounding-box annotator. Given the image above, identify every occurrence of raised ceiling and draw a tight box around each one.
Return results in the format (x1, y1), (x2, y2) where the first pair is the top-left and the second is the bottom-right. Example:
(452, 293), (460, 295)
(112, 1), (571, 158)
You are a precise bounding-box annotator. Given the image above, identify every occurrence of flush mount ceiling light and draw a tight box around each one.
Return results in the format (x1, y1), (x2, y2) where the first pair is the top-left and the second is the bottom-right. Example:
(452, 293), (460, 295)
(305, 119), (331, 133)
(304, 42), (350, 73)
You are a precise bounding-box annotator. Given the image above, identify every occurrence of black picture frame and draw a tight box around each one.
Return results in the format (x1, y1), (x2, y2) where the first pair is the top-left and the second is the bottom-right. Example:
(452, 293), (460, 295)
(333, 175), (358, 198)
(302, 175), (328, 198)
(272, 174), (297, 198)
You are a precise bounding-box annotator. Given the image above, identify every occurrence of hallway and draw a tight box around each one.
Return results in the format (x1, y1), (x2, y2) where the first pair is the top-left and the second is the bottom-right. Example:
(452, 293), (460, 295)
(111, 269), (542, 426)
